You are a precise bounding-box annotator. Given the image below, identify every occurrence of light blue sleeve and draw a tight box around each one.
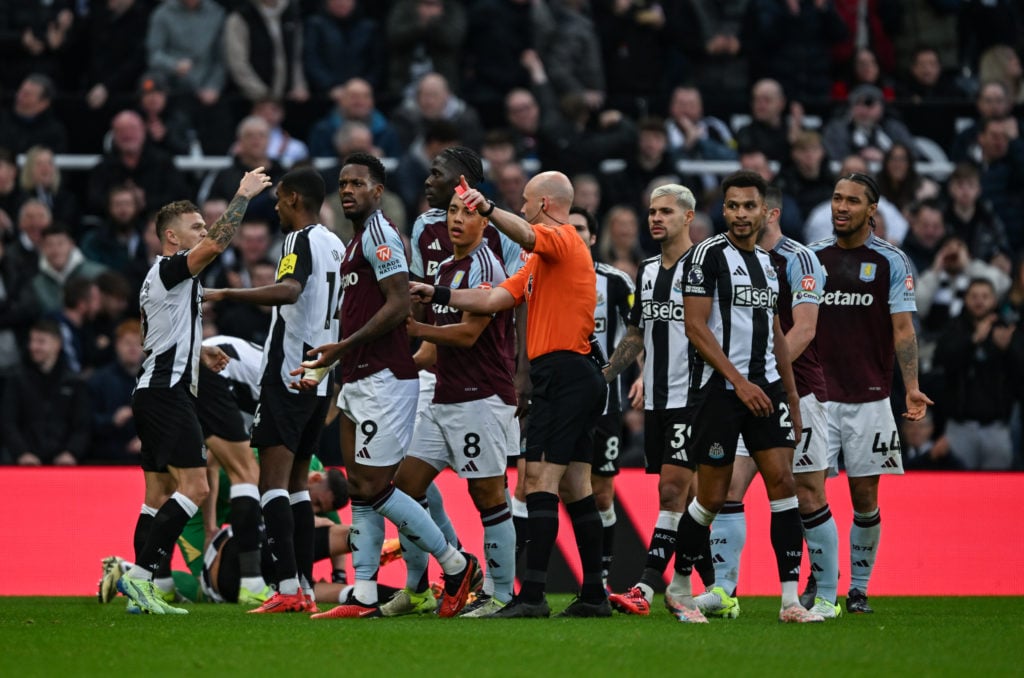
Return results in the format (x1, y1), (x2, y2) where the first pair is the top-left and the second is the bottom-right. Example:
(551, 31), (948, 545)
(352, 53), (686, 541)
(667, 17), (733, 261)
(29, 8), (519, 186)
(409, 215), (427, 278)
(788, 246), (826, 307)
(365, 226), (409, 282)
(885, 247), (917, 314)
(499, 231), (525, 275)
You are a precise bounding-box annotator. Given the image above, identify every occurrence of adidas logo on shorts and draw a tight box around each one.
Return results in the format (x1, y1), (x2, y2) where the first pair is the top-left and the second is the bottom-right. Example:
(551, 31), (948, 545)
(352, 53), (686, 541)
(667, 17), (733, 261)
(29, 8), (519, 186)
(599, 462), (615, 473)
(795, 454), (813, 467)
(356, 447), (371, 459)
(881, 457), (900, 469)
(461, 460), (479, 473)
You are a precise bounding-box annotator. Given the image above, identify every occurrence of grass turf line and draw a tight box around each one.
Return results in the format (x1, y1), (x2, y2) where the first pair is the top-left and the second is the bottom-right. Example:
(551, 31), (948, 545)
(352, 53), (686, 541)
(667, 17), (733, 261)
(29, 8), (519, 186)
(1, 596), (1022, 677)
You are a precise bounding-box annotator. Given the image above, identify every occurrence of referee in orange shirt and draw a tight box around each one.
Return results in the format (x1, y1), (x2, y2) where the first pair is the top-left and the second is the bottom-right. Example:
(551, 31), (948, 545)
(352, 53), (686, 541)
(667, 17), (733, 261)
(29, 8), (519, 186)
(410, 171), (609, 618)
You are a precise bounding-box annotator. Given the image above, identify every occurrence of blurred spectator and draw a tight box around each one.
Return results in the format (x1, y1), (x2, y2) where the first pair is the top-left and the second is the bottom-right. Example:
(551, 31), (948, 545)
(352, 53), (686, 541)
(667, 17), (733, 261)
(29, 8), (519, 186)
(478, 130), (517, 200)
(877, 142), (939, 212)
(821, 83), (916, 163)
(690, 210), (713, 244)
(916, 235), (1010, 337)
(0, 74), (68, 155)
(596, 205), (644, 278)
(665, 85), (736, 162)
(214, 219), (273, 294)
(308, 78), (401, 157)
(0, 234), (36, 375)
(18, 146), (79, 233)
(933, 277), (1021, 470)
(896, 45), (965, 146)
(950, 81), (1017, 163)
(975, 116), (1024, 253)
(136, 73), (195, 157)
(9, 200), (51, 277)
(892, 0), (959, 74)
(81, 0), (148, 115)
(959, 1), (1023, 72)
(830, 0), (901, 76)
(252, 99), (309, 168)
(392, 120), (460, 220)
(205, 115), (285, 224)
(304, 0), (383, 98)
(944, 162), (1012, 271)
(735, 79), (797, 162)
(86, 110), (189, 218)
(53, 276), (103, 375)
(547, 94), (637, 178)
(30, 224), (107, 314)
(145, 0), (231, 153)
(0, 2), (74, 89)
(901, 414), (963, 471)
(504, 82), (559, 167)
(495, 161), (528, 214)
(0, 149), (19, 233)
(545, 0), (605, 111)
(462, 0), (554, 128)
(675, 0), (753, 116)
(224, 0), (308, 105)
(803, 154), (908, 244)
(571, 173), (603, 221)
(901, 199), (949, 273)
(979, 44), (1024, 105)
(80, 184), (149, 278)
(745, 0), (848, 104)
(214, 259), (275, 344)
(391, 72), (484, 151)
(832, 47), (897, 103)
(777, 130), (835, 220)
(603, 117), (676, 226)
(92, 271), (132, 359)
(87, 318), (143, 464)
(319, 122), (407, 241)
(385, 0), (467, 100)
(1, 319), (90, 466)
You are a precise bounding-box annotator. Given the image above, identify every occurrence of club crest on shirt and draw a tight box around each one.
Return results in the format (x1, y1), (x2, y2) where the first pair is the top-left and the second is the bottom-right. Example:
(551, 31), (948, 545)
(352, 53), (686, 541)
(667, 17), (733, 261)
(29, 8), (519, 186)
(859, 263), (876, 282)
(595, 291), (605, 306)
(673, 277), (683, 294)
(452, 270), (465, 288)
(764, 265), (777, 281)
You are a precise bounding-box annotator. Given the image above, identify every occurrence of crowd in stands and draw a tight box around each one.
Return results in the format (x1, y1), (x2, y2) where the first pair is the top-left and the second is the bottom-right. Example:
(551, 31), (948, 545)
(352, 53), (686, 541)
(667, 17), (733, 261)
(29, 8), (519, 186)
(1, 0), (1023, 470)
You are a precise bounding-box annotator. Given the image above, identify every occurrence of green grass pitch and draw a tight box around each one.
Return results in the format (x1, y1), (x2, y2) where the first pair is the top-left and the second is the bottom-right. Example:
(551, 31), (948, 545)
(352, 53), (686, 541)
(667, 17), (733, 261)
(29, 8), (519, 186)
(2, 596), (1022, 677)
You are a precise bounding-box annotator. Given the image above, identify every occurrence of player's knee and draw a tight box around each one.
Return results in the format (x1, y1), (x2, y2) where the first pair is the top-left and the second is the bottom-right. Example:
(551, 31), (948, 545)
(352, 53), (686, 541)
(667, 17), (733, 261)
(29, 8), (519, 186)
(468, 479), (505, 510)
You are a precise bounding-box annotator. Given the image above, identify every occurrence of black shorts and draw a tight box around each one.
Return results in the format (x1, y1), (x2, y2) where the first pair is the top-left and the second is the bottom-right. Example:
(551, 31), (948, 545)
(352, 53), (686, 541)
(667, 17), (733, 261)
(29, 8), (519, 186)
(524, 352), (606, 466)
(644, 407), (698, 474)
(196, 365), (249, 443)
(250, 380), (328, 459)
(133, 385), (205, 472)
(592, 412), (623, 477)
(688, 381), (796, 467)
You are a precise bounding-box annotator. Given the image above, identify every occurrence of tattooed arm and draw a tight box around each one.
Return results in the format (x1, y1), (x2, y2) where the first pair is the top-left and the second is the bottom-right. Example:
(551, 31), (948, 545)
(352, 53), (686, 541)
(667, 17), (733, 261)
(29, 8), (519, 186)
(186, 167), (272, 276)
(892, 311), (934, 421)
(603, 325), (644, 384)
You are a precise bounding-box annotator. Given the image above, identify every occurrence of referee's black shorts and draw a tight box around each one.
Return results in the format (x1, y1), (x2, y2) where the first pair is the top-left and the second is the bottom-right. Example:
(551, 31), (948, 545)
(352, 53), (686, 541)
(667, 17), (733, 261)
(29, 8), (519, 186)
(250, 379), (328, 459)
(525, 351), (606, 466)
(133, 383), (206, 472)
(196, 364), (249, 443)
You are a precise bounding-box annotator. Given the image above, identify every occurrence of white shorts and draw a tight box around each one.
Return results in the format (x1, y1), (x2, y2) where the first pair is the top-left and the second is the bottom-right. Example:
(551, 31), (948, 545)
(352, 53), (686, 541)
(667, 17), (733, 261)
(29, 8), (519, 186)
(792, 394), (831, 474)
(827, 398), (904, 477)
(408, 395), (518, 479)
(337, 369), (419, 467)
(416, 370), (436, 419)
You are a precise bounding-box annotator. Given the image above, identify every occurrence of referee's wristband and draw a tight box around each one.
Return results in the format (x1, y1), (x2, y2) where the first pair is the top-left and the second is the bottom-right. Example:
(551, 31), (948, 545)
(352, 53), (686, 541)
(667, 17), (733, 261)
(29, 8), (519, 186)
(433, 286), (452, 306)
(478, 199), (496, 217)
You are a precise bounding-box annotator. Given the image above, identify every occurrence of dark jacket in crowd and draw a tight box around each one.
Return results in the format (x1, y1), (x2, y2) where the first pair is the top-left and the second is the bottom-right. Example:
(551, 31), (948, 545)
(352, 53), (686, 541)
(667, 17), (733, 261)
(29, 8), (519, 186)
(0, 108), (68, 156)
(87, 359), (138, 464)
(1, 357), (90, 463)
(86, 143), (189, 217)
(304, 5), (383, 94)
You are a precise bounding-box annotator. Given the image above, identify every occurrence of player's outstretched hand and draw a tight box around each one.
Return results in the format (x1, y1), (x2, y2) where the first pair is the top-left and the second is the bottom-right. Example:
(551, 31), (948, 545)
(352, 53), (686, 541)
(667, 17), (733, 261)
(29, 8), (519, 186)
(410, 281), (434, 304)
(628, 376), (644, 410)
(735, 379), (773, 417)
(287, 343), (342, 390)
(203, 288), (225, 303)
(903, 388), (934, 421)
(200, 345), (230, 372)
(238, 166), (273, 199)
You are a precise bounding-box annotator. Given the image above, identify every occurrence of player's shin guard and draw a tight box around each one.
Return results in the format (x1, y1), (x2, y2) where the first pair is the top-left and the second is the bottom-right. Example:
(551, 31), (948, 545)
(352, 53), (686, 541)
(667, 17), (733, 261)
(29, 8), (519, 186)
(133, 505), (157, 565)
(400, 496), (431, 592)
(374, 485), (462, 574)
(566, 495), (606, 602)
(674, 501), (715, 576)
(769, 497), (803, 607)
(230, 484), (262, 579)
(426, 482), (459, 547)
(802, 504), (839, 604)
(137, 493), (197, 577)
(710, 502), (746, 596)
(520, 491), (559, 603)
(290, 491), (315, 596)
(639, 511), (681, 590)
(850, 508), (881, 593)
(481, 503), (515, 603)
(261, 489), (298, 594)
(599, 506), (616, 584)
(350, 499), (386, 604)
